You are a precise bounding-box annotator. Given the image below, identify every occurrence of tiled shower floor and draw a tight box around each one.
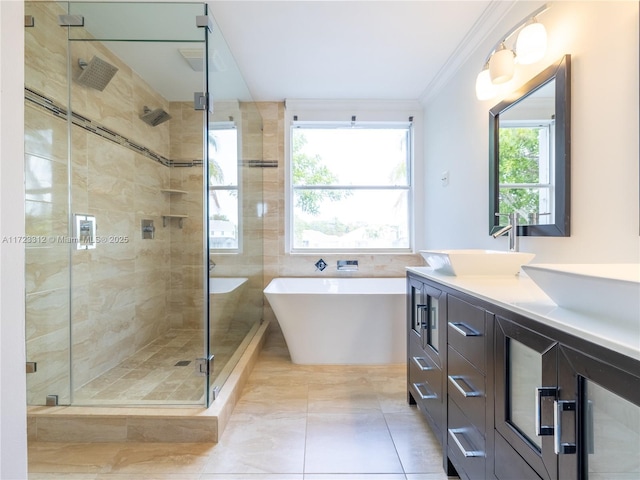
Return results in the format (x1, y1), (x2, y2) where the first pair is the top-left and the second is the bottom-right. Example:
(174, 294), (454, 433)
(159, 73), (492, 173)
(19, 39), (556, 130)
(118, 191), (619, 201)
(74, 327), (250, 405)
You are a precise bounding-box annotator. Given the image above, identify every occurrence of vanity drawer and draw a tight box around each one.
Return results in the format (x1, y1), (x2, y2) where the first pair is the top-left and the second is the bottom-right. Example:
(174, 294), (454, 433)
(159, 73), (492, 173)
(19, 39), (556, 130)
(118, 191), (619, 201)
(447, 397), (485, 480)
(447, 346), (485, 433)
(408, 339), (444, 436)
(447, 295), (486, 372)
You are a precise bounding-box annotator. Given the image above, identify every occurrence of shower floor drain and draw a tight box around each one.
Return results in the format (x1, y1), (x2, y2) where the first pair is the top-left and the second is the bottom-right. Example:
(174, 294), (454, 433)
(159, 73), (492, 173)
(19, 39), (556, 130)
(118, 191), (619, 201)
(174, 360), (191, 367)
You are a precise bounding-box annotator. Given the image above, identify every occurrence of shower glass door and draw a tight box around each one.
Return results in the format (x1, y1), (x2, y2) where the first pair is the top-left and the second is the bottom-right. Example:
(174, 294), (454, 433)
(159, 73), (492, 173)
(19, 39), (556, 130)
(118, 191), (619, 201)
(66, 1), (211, 406)
(24, 1), (212, 407)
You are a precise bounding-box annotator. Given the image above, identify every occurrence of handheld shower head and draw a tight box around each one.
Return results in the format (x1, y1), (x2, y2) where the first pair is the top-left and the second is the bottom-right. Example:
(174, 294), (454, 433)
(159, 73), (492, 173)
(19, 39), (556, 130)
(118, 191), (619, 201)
(139, 106), (172, 127)
(76, 56), (118, 91)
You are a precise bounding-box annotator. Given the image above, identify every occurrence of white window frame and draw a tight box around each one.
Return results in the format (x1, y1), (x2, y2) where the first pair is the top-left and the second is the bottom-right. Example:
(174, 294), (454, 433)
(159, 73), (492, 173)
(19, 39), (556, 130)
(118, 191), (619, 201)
(284, 99), (424, 254)
(499, 119), (555, 222)
(209, 121), (242, 253)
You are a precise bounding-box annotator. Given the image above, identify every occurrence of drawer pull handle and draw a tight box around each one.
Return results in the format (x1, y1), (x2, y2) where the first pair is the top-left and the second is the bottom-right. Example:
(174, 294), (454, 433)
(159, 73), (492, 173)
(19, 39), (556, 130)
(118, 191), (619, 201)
(412, 356), (433, 371)
(448, 375), (481, 397)
(448, 428), (484, 458)
(412, 382), (437, 400)
(535, 387), (556, 436)
(448, 322), (481, 337)
(554, 400), (577, 455)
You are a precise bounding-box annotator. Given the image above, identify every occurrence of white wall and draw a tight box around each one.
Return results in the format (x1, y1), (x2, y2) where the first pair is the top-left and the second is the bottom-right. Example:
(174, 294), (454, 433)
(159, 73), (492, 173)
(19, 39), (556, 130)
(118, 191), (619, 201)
(0, 1), (28, 478)
(422, 1), (640, 263)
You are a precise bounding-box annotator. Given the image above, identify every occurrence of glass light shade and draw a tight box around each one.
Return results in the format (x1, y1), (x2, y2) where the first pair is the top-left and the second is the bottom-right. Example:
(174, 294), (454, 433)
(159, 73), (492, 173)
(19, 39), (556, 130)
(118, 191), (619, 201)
(489, 46), (515, 84)
(516, 22), (547, 65)
(475, 68), (496, 100)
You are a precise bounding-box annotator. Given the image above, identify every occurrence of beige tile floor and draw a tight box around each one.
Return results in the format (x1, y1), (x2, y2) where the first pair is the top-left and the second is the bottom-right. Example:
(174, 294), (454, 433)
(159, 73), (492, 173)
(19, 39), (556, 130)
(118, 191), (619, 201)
(28, 330), (458, 480)
(73, 327), (249, 405)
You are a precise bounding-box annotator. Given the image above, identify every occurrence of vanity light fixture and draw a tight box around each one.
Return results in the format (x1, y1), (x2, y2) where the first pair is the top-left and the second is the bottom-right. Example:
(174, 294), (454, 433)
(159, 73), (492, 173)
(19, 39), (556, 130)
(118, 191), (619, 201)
(476, 4), (550, 100)
(489, 43), (516, 84)
(515, 19), (547, 65)
(475, 62), (497, 101)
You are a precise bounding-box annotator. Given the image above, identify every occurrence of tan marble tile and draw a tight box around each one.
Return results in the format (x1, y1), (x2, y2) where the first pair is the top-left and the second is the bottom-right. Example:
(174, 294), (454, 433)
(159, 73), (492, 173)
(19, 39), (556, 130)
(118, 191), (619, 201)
(203, 413), (306, 474)
(36, 416), (128, 443)
(105, 442), (213, 474)
(304, 476), (406, 480)
(25, 288), (70, 341)
(28, 474), (99, 480)
(126, 417), (216, 443)
(385, 411), (445, 474)
(25, 199), (67, 238)
(28, 442), (121, 473)
(26, 327), (71, 405)
(307, 380), (382, 415)
(201, 476), (302, 480)
(304, 412), (403, 474)
(26, 245), (70, 294)
(24, 104), (68, 162)
(25, 2), (68, 105)
(406, 475), (460, 480)
(232, 383), (308, 415)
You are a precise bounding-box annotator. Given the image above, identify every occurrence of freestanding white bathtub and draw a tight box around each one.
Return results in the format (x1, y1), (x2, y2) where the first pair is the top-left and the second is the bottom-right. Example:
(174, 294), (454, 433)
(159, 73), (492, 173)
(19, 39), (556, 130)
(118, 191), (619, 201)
(209, 277), (248, 338)
(264, 277), (406, 364)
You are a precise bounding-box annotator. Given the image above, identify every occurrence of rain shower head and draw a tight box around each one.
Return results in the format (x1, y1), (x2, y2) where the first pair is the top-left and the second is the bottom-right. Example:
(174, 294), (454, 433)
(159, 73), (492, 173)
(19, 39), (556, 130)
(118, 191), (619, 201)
(76, 56), (118, 91)
(139, 106), (172, 127)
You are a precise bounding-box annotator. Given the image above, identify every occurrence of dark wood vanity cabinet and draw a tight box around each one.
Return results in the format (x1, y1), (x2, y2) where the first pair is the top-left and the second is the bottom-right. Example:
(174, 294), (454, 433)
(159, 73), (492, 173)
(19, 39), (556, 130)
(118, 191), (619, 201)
(495, 314), (640, 480)
(406, 271), (640, 480)
(446, 295), (494, 480)
(407, 275), (447, 448)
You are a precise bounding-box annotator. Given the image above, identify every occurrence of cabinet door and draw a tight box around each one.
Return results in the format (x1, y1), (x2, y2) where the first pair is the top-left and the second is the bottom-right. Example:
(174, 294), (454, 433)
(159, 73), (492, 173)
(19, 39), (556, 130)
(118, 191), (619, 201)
(557, 346), (640, 480)
(408, 276), (443, 367)
(495, 316), (559, 480)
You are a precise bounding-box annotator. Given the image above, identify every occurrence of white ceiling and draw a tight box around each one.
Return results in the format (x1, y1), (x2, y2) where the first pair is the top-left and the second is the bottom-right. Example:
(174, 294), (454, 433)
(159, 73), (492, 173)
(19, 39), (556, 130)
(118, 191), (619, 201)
(85, 1), (514, 103)
(207, 0), (499, 102)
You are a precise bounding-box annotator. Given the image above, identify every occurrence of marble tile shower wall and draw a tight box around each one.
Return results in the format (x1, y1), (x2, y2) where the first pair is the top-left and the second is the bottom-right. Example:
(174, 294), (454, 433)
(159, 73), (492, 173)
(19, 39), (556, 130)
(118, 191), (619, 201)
(257, 102), (424, 324)
(24, 1), (187, 404)
(167, 102), (204, 330)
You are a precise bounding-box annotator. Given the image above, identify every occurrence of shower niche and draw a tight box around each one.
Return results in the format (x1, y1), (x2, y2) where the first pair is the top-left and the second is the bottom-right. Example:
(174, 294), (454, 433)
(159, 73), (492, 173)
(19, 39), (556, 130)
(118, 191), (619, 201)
(24, 1), (264, 408)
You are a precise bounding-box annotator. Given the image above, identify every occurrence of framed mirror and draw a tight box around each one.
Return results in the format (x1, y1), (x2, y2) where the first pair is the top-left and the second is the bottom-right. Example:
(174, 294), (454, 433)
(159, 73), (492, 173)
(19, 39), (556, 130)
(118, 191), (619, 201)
(489, 55), (571, 237)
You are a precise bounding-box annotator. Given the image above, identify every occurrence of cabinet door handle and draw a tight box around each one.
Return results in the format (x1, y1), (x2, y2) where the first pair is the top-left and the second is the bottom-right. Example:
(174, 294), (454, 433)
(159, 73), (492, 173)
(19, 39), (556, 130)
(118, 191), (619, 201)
(412, 382), (437, 400)
(448, 321), (481, 337)
(412, 356), (433, 371)
(417, 304), (429, 329)
(448, 428), (484, 458)
(448, 375), (481, 397)
(535, 387), (556, 436)
(554, 399), (577, 455)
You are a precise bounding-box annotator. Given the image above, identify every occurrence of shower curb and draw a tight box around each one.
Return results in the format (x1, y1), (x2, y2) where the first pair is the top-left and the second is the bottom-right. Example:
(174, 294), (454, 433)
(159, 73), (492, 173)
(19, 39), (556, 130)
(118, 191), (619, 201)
(27, 321), (270, 443)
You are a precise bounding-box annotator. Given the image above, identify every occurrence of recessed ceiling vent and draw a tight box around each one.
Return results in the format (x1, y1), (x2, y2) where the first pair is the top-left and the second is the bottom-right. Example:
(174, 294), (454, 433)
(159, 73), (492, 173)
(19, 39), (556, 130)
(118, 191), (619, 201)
(178, 48), (227, 73)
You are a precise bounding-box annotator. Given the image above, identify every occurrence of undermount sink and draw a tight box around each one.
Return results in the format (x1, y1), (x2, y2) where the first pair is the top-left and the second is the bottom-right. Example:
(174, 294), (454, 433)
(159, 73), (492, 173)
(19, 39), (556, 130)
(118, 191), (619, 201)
(419, 249), (536, 276)
(522, 264), (640, 326)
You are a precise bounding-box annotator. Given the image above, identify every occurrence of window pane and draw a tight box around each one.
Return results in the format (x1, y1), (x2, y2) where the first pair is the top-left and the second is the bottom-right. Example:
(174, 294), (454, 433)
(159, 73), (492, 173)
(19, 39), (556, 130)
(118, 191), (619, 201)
(292, 189), (409, 249)
(292, 127), (409, 186)
(499, 187), (554, 225)
(209, 128), (238, 186)
(209, 189), (238, 249)
(498, 126), (550, 185)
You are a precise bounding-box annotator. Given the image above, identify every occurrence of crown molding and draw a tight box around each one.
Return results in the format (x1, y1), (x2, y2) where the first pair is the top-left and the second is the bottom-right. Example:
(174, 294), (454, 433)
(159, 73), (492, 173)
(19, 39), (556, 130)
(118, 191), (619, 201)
(419, 0), (519, 105)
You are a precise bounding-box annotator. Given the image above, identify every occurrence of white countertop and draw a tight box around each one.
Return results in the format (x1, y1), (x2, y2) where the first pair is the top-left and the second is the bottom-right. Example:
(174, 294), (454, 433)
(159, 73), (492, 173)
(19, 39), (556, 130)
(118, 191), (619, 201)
(407, 267), (640, 361)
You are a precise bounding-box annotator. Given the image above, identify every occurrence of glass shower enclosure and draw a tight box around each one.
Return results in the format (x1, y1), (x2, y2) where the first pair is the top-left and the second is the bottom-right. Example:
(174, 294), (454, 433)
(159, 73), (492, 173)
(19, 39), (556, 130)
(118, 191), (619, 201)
(24, 1), (263, 408)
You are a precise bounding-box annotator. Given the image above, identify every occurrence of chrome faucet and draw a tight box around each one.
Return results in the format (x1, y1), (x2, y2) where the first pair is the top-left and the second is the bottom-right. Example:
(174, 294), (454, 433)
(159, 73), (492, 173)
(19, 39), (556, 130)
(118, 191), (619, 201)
(493, 212), (519, 252)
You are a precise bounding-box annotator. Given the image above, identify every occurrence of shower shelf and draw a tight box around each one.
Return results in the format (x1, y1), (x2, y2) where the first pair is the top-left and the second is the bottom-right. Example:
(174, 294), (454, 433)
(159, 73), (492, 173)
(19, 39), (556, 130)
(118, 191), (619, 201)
(161, 189), (188, 195)
(162, 214), (188, 228)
